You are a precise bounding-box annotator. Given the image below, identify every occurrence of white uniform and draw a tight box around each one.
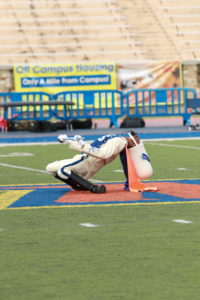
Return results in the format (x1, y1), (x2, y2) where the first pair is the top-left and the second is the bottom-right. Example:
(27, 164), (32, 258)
(46, 134), (128, 180)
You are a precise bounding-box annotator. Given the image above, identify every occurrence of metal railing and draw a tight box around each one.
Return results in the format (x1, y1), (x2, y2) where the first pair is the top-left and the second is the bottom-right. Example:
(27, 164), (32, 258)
(0, 88), (198, 127)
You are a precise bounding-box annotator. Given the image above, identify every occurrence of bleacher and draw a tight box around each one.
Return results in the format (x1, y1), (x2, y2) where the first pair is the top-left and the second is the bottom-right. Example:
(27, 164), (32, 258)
(0, 0), (199, 132)
(0, 0), (145, 64)
(0, 0), (199, 63)
(147, 0), (200, 60)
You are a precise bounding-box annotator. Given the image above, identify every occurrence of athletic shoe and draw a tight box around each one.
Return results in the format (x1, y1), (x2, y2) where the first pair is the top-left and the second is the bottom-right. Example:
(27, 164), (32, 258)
(91, 184), (106, 194)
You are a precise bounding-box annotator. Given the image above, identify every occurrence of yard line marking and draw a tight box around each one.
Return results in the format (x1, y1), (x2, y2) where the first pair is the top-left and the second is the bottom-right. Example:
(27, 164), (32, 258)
(177, 168), (187, 171)
(89, 179), (104, 183)
(148, 143), (200, 150)
(0, 163), (103, 181)
(79, 223), (99, 228)
(0, 152), (33, 157)
(172, 219), (192, 224)
(0, 142), (58, 147)
(0, 163), (47, 174)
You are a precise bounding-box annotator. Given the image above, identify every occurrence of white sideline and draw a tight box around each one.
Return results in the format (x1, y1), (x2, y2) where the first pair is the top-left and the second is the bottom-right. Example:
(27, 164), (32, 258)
(0, 137), (200, 147)
(147, 142), (200, 150)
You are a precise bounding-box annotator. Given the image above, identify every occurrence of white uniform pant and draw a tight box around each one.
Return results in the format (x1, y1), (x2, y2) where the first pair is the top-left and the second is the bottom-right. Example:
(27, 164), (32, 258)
(46, 154), (90, 180)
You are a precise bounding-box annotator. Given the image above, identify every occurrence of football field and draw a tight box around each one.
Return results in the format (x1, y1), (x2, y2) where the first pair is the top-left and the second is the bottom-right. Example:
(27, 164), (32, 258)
(0, 137), (200, 299)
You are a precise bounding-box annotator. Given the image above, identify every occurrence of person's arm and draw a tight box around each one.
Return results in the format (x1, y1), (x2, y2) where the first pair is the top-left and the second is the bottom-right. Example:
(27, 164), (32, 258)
(69, 137), (128, 159)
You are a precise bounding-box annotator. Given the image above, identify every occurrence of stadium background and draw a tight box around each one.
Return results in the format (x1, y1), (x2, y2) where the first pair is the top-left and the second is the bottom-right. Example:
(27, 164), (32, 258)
(0, 0), (199, 94)
(0, 1), (200, 300)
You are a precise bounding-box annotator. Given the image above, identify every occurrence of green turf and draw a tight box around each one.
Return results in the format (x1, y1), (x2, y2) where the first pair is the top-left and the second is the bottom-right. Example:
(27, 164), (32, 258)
(1, 205), (200, 300)
(0, 139), (200, 184)
(0, 139), (200, 299)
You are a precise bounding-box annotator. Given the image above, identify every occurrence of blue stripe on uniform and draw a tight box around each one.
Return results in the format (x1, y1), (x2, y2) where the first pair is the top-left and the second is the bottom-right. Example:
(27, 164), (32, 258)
(60, 154), (88, 178)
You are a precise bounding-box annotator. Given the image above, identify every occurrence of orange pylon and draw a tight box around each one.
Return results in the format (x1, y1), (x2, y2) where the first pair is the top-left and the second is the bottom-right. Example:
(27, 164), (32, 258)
(125, 147), (158, 192)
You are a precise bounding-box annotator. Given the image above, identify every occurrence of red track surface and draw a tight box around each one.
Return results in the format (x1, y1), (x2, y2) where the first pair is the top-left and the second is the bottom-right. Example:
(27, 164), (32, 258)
(56, 182), (200, 203)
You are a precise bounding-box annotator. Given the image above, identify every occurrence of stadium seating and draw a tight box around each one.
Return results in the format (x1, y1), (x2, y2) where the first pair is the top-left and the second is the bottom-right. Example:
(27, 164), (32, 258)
(0, 0), (199, 64)
(147, 0), (200, 60)
(0, 0), (145, 64)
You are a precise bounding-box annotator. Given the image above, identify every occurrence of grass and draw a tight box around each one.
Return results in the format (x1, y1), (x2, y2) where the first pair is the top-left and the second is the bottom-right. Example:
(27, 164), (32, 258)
(1, 205), (200, 300)
(0, 139), (200, 299)
(0, 139), (200, 185)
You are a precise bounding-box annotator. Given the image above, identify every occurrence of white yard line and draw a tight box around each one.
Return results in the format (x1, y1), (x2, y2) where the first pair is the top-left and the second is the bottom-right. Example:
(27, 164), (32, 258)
(0, 162), (104, 182)
(0, 162), (47, 173)
(148, 142), (200, 150)
(89, 178), (104, 183)
(0, 142), (57, 147)
(0, 152), (33, 157)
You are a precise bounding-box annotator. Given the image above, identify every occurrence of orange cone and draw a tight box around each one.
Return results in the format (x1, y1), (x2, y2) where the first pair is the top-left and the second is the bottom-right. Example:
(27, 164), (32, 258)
(125, 147), (158, 192)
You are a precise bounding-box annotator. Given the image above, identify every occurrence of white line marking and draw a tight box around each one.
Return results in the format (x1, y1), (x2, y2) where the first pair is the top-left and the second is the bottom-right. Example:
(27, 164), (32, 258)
(177, 168), (187, 171)
(0, 152), (33, 157)
(172, 219), (192, 224)
(113, 169), (124, 173)
(148, 142), (200, 150)
(79, 223), (99, 228)
(0, 163), (47, 174)
(89, 178), (104, 183)
(0, 137), (200, 147)
(0, 142), (57, 147)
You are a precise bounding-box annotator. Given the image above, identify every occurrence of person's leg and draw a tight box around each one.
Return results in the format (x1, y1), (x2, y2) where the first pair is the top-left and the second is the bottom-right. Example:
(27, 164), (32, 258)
(46, 159), (88, 190)
(54, 174), (89, 191)
(70, 171), (106, 193)
(46, 157), (106, 193)
(58, 166), (106, 193)
(120, 149), (129, 190)
(46, 159), (72, 176)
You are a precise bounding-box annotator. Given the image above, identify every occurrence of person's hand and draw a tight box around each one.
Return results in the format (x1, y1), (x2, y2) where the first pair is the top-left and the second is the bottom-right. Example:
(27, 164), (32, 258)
(57, 134), (73, 144)
(74, 135), (85, 146)
(127, 132), (140, 148)
(58, 134), (67, 143)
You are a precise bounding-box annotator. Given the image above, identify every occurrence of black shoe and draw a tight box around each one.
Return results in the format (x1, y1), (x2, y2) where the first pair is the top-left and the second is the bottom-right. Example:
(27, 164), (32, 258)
(91, 184), (106, 194)
(72, 185), (89, 191)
